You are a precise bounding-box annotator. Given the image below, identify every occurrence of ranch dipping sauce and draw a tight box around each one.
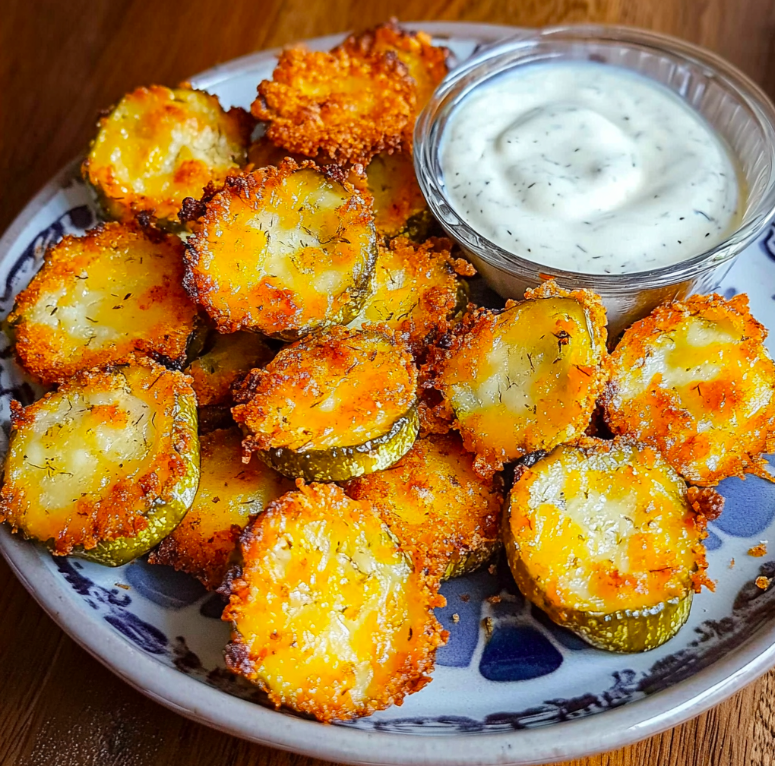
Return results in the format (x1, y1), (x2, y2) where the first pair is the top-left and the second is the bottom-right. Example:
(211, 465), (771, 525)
(440, 62), (742, 275)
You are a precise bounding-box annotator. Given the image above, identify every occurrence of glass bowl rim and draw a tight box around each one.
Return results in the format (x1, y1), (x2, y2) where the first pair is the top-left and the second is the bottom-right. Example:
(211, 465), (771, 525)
(414, 23), (775, 288)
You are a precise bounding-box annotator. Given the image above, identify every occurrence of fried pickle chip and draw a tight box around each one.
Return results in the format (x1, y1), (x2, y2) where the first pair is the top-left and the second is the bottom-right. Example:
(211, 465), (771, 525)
(504, 437), (719, 652)
(83, 85), (252, 227)
(8, 222), (199, 385)
(603, 293), (775, 485)
(232, 326), (418, 482)
(345, 433), (502, 579)
(431, 281), (609, 476)
(348, 236), (472, 352)
(183, 160), (377, 339)
(252, 46), (415, 165)
(149, 428), (292, 590)
(0, 359), (199, 564)
(222, 481), (446, 721)
(338, 20), (449, 112)
(185, 330), (274, 406)
(361, 151), (433, 240)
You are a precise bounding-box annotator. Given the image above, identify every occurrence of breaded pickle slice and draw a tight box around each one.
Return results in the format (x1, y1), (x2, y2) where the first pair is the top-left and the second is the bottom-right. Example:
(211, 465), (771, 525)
(232, 326), (418, 482)
(83, 85), (252, 227)
(363, 151), (433, 240)
(149, 428), (291, 589)
(338, 20), (449, 114)
(348, 237), (472, 351)
(603, 293), (775, 486)
(345, 433), (502, 579)
(7, 223), (199, 385)
(184, 160), (377, 340)
(0, 360), (199, 566)
(434, 281), (609, 475)
(504, 437), (720, 653)
(222, 481), (446, 721)
(185, 330), (274, 406)
(252, 47), (415, 166)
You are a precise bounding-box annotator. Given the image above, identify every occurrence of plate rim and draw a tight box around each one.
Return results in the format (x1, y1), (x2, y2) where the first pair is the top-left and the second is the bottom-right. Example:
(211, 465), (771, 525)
(1, 20), (775, 766)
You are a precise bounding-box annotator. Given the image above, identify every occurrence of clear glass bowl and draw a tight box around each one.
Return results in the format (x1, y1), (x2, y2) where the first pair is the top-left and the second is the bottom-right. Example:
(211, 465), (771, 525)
(414, 24), (775, 335)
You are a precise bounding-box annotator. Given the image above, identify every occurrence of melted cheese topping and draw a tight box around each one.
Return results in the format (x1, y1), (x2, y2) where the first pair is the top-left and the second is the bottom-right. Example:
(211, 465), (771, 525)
(0, 363), (191, 548)
(606, 294), (775, 484)
(225, 483), (441, 721)
(11, 223), (197, 383)
(440, 296), (604, 463)
(509, 441), (701, 613)
(85, 86), (249, 222)
(233, 327), (417, 451)
(187, 166), (376, 336)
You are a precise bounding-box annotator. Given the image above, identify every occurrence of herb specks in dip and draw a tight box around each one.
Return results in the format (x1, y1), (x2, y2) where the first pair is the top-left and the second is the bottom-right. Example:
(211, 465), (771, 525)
(441, 62), (742, 275)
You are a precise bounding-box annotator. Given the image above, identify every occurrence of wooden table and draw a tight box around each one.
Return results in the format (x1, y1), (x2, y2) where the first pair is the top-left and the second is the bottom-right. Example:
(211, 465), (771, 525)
(2, 1), (775, 764)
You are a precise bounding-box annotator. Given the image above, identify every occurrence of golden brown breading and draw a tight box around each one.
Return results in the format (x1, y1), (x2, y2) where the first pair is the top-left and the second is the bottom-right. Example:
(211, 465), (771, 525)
(348, 236), (472, 354)
(83, 85), (253, 227)
(337, 20), (449, 113)
(603, 293), (775, 486)
(361, 151), (433, 239)
(185, 331), (274, 406)
(0, 359), (198, 556)
(222, 481), (446, 721)
(7, 223), (199, 385)
(232, 326), (418, 480)
(149, 428), (292, 590)
(428, 280), (610, 477)
(252, 46), (416, 165)
(183, 160), (377, 339)
(345, 433), (502, 579)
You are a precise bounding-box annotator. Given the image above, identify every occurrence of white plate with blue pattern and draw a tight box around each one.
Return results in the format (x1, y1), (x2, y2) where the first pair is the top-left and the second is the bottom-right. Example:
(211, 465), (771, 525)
(1, 22), (775, 766)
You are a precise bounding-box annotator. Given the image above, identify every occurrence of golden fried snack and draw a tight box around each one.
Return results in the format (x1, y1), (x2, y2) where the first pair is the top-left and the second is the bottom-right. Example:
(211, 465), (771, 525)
(504, 437), (719, 652)
(348, 237), (472, 352)
(232, 326), (418, 482)
(338, 20), (449, 112)
(83, 85), (252, 227)
(7, 223), (199, 386)
(345, 433), (502, 579)
(431, 280), (609, 476)
(252, 46), (415, 165)
(0, 359), (199, 565)
(183, 160), (377, 339)
(222, 481), (446, 721)
(603, 293), (775, 486)
(185, 331), (274, 406)
(362, 151), (433, 239)
(149, 428), (292, 590)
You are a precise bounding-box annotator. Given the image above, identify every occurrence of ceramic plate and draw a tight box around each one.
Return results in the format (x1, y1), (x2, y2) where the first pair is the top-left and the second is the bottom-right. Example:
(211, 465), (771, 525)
(2, 22), (775, 766)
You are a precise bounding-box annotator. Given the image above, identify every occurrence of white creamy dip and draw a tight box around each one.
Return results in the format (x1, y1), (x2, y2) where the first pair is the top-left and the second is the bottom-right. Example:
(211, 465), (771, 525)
(440, 62), (742, 274)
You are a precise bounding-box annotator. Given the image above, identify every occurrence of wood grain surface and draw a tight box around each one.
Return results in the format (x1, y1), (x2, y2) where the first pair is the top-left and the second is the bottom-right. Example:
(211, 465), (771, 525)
(2, 1), (775, 765)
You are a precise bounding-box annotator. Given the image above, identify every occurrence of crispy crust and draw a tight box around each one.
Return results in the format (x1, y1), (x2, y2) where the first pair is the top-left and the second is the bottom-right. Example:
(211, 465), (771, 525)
(427, 280), (610, 477)
(337, 19), (449, 115)
(183, 159), (377, 338)
(83, 85), (253, 226)
(252, 46), (415, 165)
(603, 293), (775, 486)
(0, 358), (197, 554)
(232, 325), (417, 454)
(8, 222), (199, 385)
(345, 433), (503, 579)
(348, 236), (473, 353)
(149, 428), (292, 590)
(221, 481), (446, 721)
(507, 436), (714, 613)
(185, 331), (274, 406)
